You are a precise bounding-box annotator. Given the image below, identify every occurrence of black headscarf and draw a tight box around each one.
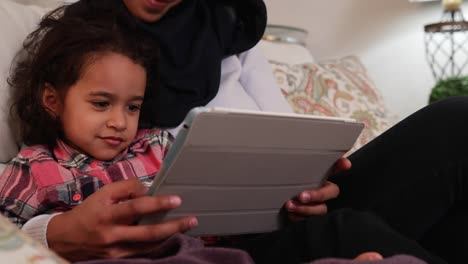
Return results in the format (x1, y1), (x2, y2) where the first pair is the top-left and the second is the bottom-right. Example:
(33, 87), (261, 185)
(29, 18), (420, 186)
(137, 0), (267, 127)
(64, 0), (267, 128)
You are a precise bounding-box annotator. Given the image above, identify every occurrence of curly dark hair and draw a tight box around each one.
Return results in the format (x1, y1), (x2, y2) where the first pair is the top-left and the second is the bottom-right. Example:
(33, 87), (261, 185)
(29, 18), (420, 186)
(8, 0), (158, 146)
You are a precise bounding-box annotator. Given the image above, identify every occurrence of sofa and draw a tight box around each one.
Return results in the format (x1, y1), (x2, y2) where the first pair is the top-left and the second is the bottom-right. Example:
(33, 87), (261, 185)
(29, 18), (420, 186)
(0, 1), (402, 263)
(0, 0), (399, 168)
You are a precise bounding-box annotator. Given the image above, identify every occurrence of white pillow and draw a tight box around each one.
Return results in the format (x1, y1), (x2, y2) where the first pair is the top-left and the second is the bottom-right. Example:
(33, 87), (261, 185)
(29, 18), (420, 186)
(258, 40), (315, 65)
(0, 1), (56, 163)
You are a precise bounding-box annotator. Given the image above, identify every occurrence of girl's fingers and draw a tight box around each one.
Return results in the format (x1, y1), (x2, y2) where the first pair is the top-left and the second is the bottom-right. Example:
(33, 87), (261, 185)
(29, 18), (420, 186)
(286, 201), (328, 216)
(100, 179), (149, 201)
(110, 195), (182, 223)
(299, 181), (340, 203)
(333, 157), (352, 174)
(285, 182), (338, 218)
(287, 212), (306, 222)
(109, 216), (198, 244)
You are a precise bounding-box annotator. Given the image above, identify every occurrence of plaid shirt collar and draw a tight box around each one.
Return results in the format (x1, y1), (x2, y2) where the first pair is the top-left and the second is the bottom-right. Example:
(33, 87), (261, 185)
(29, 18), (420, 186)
(53, 129), (151, 169)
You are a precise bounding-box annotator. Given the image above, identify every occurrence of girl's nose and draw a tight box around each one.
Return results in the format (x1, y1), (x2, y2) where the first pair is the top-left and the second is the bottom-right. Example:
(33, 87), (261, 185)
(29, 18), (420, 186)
(107, 110), (127, 131)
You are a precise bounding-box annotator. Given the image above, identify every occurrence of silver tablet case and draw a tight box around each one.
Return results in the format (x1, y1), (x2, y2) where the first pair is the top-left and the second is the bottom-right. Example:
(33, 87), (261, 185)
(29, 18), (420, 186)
(139, 107), (364, 236)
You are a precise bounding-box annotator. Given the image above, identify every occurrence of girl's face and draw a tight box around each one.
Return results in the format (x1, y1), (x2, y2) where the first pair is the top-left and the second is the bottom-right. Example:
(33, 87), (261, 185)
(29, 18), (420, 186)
(43, 53), (146, 161)
(123, 0), (183, 23)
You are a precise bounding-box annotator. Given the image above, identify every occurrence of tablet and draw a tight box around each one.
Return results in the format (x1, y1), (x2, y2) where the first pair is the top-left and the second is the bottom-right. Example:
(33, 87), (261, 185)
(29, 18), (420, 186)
(139, 107), (364, 236)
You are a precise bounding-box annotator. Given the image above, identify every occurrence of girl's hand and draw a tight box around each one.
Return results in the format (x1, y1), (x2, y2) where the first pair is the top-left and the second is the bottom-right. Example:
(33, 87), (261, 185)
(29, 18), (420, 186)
(285, 157), (351, 222)
(47, 179), (198, 261)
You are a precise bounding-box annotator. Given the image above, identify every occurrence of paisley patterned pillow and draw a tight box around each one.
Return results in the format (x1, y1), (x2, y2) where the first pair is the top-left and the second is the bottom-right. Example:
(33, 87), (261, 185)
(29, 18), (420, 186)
(271, 55), (396, 152)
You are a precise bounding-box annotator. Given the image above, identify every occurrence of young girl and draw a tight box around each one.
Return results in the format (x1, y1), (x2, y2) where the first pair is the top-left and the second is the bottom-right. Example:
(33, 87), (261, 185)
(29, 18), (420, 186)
(0, 6), (200, 261)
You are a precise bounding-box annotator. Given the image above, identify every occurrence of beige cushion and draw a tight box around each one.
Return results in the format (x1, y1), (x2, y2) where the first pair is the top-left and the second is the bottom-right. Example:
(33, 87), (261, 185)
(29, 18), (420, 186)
(0, 1), (57, 163)
(271, 56), (397, 152)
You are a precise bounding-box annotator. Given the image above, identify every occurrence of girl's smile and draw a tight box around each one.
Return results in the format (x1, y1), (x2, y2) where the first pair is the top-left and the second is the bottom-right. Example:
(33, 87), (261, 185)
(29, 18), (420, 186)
(99, 136), (125, 147)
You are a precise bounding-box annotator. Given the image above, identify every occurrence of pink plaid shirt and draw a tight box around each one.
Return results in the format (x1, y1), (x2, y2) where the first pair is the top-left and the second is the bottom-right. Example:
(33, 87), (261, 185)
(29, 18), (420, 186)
(0, 128), (171, 227)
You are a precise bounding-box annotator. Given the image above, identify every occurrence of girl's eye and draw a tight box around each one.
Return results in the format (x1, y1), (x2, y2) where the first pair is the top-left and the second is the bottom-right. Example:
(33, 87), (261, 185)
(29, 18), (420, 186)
(128, 105), (141, 112)
(92, 101), (109, 108)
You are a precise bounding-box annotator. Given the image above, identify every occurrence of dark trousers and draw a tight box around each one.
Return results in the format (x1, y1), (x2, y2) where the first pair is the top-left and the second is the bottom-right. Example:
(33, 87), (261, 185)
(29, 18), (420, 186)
(239, 97), (468, 264)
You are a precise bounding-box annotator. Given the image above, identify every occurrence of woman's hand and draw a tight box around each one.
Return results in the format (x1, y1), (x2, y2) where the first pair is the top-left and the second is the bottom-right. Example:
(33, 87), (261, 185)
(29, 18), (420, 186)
(47, 179), (198, 261)
(285, 157), (351, 222)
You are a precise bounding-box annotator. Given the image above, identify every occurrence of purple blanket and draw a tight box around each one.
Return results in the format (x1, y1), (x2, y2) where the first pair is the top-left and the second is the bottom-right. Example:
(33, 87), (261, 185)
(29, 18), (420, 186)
(76, 234), (254, 264)
(77, 234), (427, 264)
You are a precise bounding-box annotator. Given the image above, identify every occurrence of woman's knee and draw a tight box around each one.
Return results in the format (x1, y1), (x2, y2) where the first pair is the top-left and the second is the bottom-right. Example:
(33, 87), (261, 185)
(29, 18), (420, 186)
(394, 95), (468, 140)
(419, 96), (468, 121)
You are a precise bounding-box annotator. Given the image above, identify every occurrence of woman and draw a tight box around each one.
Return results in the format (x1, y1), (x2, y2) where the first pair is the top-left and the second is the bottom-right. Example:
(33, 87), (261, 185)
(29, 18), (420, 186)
(21, 0), (467, 263)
